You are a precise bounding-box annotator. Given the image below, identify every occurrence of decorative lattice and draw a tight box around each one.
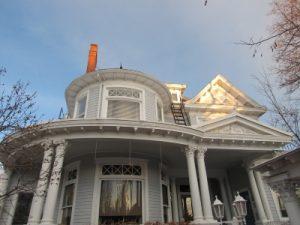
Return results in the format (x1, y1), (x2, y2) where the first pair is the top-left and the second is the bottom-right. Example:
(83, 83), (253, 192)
(102, 165), (142, 176)
(108, 87), (141, 99)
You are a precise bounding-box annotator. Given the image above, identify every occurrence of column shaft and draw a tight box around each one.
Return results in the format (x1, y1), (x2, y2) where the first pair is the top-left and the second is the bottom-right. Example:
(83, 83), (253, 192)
(170, 178), (179, 222)
(0, 167), (12, 217)
(196, 147), (215, 222)
(41, 140), (67, 225)
(254, 171), (273, 221)
(248, 169), (267, 223)
(27, 142), (54, 225)
(185, 147), (204, 223)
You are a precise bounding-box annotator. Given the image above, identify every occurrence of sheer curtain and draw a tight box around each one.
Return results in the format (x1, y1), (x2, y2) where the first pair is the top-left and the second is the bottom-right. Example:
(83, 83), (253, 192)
(99, 180), (142, 218)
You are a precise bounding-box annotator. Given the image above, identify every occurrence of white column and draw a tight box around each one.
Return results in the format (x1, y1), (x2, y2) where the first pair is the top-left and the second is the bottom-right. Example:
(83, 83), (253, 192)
(196, 146), (216, 223)
(0, 167), (12, 217)
(273, 181), (300, 225)
(219, 177), (232, 220)
(254, 171), (273, 221)
(40, 140), (67, 225)
(170, 178), (179, 222)
(185, 145), (204, 223)
(248, 169), (267, 223)
(27, 141), (54, 225)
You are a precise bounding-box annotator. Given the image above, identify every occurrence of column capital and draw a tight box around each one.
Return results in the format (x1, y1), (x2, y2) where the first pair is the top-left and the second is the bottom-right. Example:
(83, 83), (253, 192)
(41, 140), (53, 150)
(53, 139), (67, 148)
(196, 146), (207, 158)
(184, 146), (195, 157)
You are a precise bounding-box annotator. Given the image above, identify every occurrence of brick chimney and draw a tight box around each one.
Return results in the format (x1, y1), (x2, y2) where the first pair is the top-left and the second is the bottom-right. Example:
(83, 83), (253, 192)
(86, 44), (98, 73)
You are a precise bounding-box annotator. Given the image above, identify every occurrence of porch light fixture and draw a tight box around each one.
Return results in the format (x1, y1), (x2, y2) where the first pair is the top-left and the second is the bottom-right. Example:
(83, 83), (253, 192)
(212, 195), (224, 224)
(232, 192), (247, 225)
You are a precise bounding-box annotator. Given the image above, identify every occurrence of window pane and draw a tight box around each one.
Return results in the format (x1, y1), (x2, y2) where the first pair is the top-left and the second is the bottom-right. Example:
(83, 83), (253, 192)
(77, 96), (87, 118)
(61, 207), (72, 225)
(99, 180), (142, 218)
(63, 184), (75, 207)
(162, 184), (168, 205)
(67, 169), (77, 181)
(157, 103), (162, 121)
(172, 93), (178, 102)
(107, 100), (140, 120)
(12, 192), (33, 225)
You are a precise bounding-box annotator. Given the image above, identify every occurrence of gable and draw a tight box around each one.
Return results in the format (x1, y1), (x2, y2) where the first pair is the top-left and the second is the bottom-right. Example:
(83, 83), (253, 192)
(186, 75), (266, 117)
(207, 122), (269, 135)
(197, 113), (292, 140)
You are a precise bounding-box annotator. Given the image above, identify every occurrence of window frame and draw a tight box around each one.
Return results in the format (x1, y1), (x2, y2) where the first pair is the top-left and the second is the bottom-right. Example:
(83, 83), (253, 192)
(58, 161), (80, 225)
(160, 165), (171, 223)
(101, 85), (145, 120)
(170, 90), (181, 103)
(74, 91), (89, 119)
(12, 192), (34, 225)
(156, 97), (164, 122)
(91, 158), (149, 224)
(271, 188), (289, 221)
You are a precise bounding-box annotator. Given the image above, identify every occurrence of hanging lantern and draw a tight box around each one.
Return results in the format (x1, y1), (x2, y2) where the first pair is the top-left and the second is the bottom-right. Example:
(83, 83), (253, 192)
(232, 192), (247, 220)
(212, 195), (225, 222)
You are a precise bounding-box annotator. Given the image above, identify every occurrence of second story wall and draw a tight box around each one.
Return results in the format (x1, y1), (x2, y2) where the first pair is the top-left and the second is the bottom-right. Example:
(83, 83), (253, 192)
(72, 79), (167, 123)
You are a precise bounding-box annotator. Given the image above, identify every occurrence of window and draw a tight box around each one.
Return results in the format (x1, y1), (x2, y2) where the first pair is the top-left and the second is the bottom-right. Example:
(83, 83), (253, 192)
(76, 95), (87, 118)
(107, 100), (140, 120)
(102, 165), (142, 176)
(60, 167), (78, 225)
(172, 93), (179, 102)
(108, 87), (141, 99)
(162, 184), (169, 222)
(99, 180), (142, 224)
(99, 163), (144, 224)
(161, 169), (170, 223)
(12, 192), (33, 225)
(275, 192), (288, 218)
(157, 102), (163, 122)
(105, 87), (142, 120)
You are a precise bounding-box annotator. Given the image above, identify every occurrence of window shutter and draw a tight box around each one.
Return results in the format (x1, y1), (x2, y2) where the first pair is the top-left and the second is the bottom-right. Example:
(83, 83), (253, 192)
(107, 100), (140, 120)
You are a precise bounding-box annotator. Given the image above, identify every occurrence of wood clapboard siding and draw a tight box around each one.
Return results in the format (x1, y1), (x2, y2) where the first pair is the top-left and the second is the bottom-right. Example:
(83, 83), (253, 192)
(72, 156), (96, 225)
(145, 90), (156, 122)
(147, 160), (163, 222)
(263, 181), (280, 221)
(86, 85), (100, 118)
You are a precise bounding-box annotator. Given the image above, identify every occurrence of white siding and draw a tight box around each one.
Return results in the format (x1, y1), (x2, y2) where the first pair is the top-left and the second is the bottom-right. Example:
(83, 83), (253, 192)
(72, 156), (96, 225)
(263, 181), (280, 221)
(86, 85), (100, 118)
(148, 160), (163, 222)
(145, 90), (156, 122)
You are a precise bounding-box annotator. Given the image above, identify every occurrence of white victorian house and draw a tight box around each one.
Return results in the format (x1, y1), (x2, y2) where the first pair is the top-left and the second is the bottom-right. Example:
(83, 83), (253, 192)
(0, 45), (293, 225)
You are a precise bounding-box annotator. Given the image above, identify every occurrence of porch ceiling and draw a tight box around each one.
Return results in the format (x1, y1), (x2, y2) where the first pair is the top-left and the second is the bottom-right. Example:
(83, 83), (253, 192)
(66, 139), (271, 170)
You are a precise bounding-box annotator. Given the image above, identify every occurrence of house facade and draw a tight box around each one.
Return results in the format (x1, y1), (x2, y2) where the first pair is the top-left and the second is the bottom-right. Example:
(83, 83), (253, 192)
(0, 46), (293, 225)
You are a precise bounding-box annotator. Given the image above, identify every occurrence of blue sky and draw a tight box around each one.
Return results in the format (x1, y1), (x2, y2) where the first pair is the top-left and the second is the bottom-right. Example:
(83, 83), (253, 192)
(0, 0), (274, 120)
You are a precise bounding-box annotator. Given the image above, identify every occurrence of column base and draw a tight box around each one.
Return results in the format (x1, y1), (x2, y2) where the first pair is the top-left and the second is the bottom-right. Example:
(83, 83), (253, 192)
(190, 219), (219, 225)
(255, 220), (273, 225)
(40, 220), (56, 225)
(27, 220), (40, 225)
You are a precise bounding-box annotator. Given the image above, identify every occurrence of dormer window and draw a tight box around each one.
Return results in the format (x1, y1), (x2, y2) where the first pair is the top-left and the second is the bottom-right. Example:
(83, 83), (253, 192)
(104, 87), (143, 120)
(76, 95), (87, 118)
